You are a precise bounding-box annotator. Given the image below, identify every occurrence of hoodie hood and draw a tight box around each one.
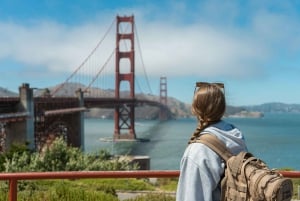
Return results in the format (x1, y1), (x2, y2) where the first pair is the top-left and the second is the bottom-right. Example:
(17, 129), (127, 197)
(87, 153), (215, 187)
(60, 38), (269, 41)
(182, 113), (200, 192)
(202, 120), (248, 155)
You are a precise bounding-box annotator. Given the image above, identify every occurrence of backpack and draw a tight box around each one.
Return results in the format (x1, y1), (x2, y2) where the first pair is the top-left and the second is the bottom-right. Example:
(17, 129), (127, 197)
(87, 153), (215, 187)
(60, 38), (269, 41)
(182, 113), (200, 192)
(191, 134), (293, 201)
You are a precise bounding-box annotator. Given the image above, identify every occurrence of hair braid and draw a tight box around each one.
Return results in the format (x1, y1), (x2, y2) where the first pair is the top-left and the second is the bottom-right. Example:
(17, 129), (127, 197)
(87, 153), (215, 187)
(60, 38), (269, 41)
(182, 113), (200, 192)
(188, 83), (225, 144)
(188, 118), (209, 144)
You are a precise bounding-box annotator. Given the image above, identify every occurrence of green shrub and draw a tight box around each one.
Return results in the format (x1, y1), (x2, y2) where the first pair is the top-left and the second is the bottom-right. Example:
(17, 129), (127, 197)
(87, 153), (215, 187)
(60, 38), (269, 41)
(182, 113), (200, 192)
(0, 141), (32, 172)
(83, 178), (155, 191)
(156, 178), (178, 191)
(0, 155), (5, 172)
(4, 141), (32, 159)
(32, 137), (84, 171)
(2, 137), (138, 172)
(15, 185), (119, 201)
(53, 182), (118, 201)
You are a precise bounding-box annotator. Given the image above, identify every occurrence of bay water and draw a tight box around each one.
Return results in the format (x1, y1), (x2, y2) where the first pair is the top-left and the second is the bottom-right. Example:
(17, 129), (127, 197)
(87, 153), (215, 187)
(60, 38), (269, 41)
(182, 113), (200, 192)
(84, 113), (300, 170)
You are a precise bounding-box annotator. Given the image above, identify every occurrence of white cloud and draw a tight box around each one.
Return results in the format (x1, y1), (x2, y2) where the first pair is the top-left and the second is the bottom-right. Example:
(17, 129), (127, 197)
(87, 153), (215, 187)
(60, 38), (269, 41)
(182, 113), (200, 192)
(0, 2), (300, 82)
(136, 21), (268, 78)
(0, 20), (115, 74)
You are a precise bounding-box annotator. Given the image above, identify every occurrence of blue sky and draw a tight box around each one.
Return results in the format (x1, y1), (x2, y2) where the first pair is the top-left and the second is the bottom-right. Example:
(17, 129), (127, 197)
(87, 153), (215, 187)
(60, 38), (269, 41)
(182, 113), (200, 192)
(1, 0), (300, 106)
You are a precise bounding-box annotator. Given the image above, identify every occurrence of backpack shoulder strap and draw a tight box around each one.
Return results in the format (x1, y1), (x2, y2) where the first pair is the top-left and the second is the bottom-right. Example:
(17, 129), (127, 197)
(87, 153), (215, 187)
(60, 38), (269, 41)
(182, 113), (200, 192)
(191, 134), (232, 161)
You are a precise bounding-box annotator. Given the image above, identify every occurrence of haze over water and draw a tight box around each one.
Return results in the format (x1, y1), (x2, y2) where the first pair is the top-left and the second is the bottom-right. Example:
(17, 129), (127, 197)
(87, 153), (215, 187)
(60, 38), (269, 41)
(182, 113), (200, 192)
(84, 113), (300, 170)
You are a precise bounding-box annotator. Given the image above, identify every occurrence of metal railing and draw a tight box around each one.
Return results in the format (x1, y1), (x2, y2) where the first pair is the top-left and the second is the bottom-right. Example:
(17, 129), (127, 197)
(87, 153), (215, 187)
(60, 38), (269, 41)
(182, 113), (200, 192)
(0, 170), (299, 201)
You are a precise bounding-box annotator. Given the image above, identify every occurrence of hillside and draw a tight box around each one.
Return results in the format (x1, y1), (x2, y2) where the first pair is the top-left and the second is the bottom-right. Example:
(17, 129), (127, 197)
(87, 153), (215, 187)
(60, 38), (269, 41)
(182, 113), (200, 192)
(0, 87), (18, 97)
(1, 83), (263, 119)
(244, 102), (300, 113)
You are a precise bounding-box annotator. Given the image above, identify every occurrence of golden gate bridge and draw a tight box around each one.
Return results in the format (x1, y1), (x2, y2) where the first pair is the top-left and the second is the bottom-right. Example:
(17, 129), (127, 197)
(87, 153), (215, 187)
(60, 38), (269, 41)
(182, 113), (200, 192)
(0, 15), (172, 152)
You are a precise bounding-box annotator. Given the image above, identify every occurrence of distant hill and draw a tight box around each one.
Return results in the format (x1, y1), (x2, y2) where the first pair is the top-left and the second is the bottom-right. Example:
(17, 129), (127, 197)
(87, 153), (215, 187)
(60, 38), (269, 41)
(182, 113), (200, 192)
(243, 102), (300, 113)
(0, 87), (18, 97)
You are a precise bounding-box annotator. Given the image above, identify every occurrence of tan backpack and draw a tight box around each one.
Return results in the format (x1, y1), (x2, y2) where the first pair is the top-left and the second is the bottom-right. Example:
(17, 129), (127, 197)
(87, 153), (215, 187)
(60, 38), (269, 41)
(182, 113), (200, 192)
(191, 134), (293, 201)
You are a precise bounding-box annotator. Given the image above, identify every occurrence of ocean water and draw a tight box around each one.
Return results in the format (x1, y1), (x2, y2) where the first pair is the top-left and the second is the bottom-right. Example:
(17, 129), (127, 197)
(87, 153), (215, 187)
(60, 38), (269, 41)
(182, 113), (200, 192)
(84, 113), (300, 170)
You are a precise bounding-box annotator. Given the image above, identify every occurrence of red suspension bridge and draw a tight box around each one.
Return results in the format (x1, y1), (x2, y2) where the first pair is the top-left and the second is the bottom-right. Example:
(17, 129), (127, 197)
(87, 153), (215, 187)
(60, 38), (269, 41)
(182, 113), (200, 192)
(0, 15), (172, 152)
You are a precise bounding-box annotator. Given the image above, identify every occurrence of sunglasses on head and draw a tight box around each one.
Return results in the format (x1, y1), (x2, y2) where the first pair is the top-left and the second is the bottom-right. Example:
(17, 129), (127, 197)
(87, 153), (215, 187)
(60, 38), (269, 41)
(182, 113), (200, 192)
(194, 82), (225, 94)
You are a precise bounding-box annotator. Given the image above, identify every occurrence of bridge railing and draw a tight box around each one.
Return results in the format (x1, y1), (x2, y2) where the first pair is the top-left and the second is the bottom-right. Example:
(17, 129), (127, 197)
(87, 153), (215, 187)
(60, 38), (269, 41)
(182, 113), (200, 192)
(0, 170), (299, 201)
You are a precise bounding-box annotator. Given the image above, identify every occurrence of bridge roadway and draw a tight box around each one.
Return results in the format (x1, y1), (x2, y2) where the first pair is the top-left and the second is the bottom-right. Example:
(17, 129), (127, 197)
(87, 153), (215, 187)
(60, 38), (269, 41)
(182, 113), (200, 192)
(33, 96), (169, 118)
(0, 97), (26, 122)
(0, 96), (167, 117)
(84, 97), (167, 108)
(0, 94), (170, 120)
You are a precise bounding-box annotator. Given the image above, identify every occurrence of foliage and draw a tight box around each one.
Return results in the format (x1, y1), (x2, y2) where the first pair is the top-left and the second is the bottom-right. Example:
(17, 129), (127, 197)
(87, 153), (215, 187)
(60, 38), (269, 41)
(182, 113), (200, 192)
(80, 178), (155, 191)
(0, 181), (119, 201)
(292, 178), (300, 198)
(0, 155), (4, 172)
(155, 178), (178, 191)
(0, 175), (299, 200)
(4, 141), (32, 159)
(30, 137), (85, 171)
(123, 193), (175, 201)
(1, 137), (138, 172)
(2, 139), (298, 200)
(0, 141), (32, 171)
(0, 178), (156, 201)
(52, 181), (118, 201)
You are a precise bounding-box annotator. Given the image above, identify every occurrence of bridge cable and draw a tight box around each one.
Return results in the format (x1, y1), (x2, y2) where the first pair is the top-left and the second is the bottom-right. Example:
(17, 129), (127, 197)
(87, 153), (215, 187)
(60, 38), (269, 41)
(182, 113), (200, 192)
(83, 20), (132, 92)
(134, 23), (153, 95)
(50, 18), (116, 96)
(83, 49), (115, 92)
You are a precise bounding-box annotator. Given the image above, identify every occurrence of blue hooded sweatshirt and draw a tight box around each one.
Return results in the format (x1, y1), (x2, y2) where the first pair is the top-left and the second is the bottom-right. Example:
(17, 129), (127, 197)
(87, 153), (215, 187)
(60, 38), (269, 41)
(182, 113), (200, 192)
(176, 120), (247, 201)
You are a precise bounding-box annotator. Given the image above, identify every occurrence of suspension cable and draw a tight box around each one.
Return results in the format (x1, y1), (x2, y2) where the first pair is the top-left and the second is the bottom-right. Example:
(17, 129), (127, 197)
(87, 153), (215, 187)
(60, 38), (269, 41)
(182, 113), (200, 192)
(134, 23), (153, 95)
(83, 19), (132, 92)
(51, 18), (116, 96)
(83, 49), (115, 92)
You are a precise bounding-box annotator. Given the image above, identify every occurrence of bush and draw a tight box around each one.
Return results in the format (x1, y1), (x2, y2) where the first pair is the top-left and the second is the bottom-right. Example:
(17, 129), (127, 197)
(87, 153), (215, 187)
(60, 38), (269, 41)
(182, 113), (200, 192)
(53, 182), (118, 201)
(82, 178), (155, 191)
(156, 178), (178, 191)
(0, 181), (120, 201)
(0, 178), (159, 201)
(0, 138), (177, 201)
(0, 141), (32, 172)
(31, 137), (85, 171)
(1, 137), (138, 172)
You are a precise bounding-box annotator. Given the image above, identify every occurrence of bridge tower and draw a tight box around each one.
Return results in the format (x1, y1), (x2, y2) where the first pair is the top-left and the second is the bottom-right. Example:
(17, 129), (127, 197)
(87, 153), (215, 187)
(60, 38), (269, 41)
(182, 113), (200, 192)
(159, 76), (169, 120)
(114, 15), (136, 140)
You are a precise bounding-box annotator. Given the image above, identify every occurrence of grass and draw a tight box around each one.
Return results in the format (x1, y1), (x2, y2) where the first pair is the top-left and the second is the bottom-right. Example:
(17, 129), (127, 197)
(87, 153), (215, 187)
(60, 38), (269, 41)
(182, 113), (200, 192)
(124, 193), (175, 201)
(292, 178), (300, 199)
(0, 178), (159, 201)
(0, 177), (299, 200)
(155, 178), (178, 191)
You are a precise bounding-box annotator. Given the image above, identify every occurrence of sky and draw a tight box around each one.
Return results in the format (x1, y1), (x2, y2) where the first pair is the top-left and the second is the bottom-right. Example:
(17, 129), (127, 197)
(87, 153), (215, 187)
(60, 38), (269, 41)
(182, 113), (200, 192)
(1, 0), (300, 106)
